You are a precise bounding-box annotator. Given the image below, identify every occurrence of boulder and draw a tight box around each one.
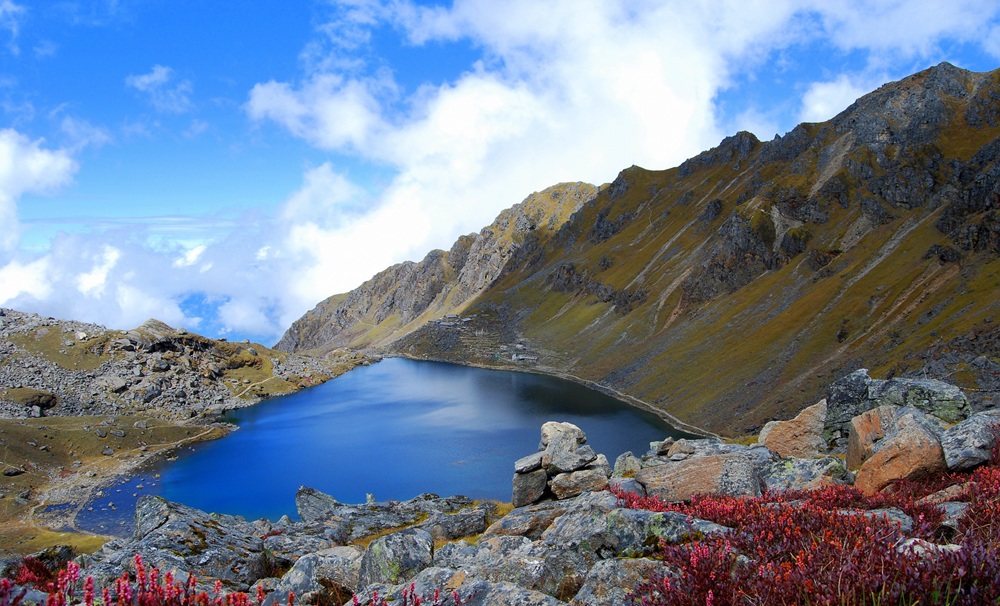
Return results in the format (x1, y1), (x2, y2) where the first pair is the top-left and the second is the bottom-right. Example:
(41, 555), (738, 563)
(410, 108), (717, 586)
(873, 378), (971, 424)
(513, 469), (548, 507)
(357, 528), (433, 589)
(482, 544), (589, 601)
(854, 411), (946, 495)
(758, 399), (827, 458)
(764, 456), (853, 493)
(825, 369), (876, 445)
(635, 452), (763, 501)
(570, 557), (664, 606)
(603, 508), (729, 556)
(939, 410), (1000, 471)
(483, 500), (571, 541)
(261, 547), (362, 606)
(539, 421), (586, 449)
(418, 507), (488, 542)
(847, 405), (900, 470)
(612, 452), (642, 477)
(540, 422), (597, 473)
(549, 468), (609, 500)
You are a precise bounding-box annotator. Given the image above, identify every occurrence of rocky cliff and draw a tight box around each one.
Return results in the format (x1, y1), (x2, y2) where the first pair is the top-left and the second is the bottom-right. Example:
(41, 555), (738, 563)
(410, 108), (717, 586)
(279, 62), (1000, 436)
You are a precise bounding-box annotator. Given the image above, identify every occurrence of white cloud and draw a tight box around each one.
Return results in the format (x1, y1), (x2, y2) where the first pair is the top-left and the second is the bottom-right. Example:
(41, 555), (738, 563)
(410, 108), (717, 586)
(59, 115), (113, 151)
(126, 65), (193, 113)
(0, 0), (25, 55)
(0, 128), (77, 251)
(815, 0), (1000, 61)
(76, 245), (121, 296)
(172, 244), (206, 268)
(798, 74), (877, 123)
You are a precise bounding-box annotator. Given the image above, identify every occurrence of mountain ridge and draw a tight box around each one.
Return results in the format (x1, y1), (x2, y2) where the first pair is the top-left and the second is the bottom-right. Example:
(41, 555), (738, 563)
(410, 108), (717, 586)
(278, 62), (1000, 435)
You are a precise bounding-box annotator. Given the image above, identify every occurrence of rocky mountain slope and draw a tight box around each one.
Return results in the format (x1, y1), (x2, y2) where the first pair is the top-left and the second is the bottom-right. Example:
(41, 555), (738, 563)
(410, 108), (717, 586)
(276, 182), (598, 352)
(278, 62), (1000, 436)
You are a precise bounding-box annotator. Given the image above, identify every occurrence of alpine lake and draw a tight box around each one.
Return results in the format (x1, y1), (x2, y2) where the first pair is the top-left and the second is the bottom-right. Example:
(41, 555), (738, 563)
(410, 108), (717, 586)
(77, 358), (695, 535)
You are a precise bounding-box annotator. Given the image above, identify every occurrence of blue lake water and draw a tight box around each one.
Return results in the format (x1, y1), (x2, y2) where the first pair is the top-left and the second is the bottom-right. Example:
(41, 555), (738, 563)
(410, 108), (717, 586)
(77, 358), (694, 532)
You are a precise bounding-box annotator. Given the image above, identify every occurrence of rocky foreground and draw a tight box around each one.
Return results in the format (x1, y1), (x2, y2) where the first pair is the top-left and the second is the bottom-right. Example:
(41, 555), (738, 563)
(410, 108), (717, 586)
(4, 370), (997, 605)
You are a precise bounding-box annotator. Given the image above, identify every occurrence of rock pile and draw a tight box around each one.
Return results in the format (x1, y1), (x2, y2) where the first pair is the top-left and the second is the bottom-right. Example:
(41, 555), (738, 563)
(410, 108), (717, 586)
(512, 422), (612, 506)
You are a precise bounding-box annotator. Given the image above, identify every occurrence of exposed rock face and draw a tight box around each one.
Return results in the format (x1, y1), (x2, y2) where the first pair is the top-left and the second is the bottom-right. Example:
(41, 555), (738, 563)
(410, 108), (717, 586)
(759, 399), (827, 458)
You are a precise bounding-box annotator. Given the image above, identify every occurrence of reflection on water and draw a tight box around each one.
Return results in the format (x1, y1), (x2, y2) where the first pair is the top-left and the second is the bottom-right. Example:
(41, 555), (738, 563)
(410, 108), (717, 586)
(80, 358), (694, 530)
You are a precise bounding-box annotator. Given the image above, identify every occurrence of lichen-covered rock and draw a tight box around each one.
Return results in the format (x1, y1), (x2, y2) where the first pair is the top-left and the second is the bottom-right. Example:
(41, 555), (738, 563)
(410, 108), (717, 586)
(764, 456), (853, 492)
(418, 507), (488, 542)
(612, 452), (642, 477)
(759, 399), (827, 458)
(261, 547), (362, 606)
(482, 544), (589, 601)
(635, 452), (763, 501)
(603, 508), (729, 556)
(483, 500), (571, 541)
(357, 528), (433, 589)
(939, 410), (1000, 471)
(873, 378), (971, 424)
(825, 369), (876, 445)
(570, 557), (665, 606)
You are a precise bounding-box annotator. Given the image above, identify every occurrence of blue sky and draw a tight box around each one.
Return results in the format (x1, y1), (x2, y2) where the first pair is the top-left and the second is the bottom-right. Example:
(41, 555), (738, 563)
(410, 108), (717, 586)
(1, 0), (999, 344)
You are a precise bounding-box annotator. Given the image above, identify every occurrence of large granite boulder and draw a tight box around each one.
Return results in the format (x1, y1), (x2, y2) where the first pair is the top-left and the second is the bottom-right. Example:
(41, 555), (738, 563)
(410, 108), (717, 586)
(853, 408), (947, 495)
(872, 378), (971, 424)
(635, 452), (763, 501)
(764, 456), (853, 493)
(759, 399), (827, 458)
(357, 528), (433, 590)
(939, 410), (1000, 471)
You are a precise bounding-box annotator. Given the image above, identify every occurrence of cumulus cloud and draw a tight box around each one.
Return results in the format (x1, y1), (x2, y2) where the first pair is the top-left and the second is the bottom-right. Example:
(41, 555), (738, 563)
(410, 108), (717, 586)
(126, 65), (193, 113)
(798, 74), (877, 123)
(0, 128), (77, 251)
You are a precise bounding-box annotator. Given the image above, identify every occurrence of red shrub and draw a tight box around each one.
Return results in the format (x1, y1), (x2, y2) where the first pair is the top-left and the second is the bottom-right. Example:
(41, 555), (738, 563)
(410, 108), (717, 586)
(612, 461), (1000, 606)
